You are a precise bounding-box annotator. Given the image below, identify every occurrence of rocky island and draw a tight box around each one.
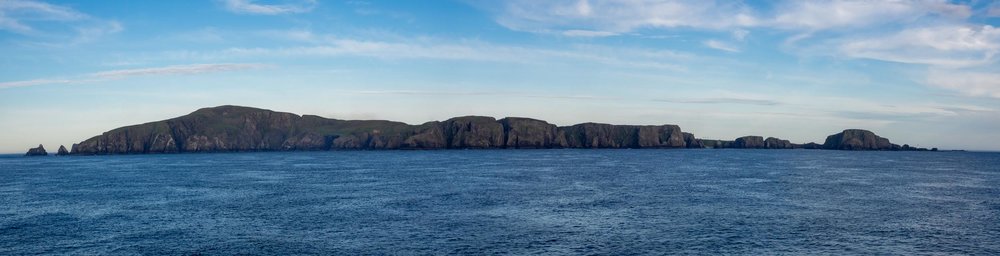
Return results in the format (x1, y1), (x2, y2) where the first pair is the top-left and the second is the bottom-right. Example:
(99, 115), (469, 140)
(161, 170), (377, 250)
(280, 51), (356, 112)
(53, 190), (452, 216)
(24, 144), (48, 156)
(30, 105), (932, 155)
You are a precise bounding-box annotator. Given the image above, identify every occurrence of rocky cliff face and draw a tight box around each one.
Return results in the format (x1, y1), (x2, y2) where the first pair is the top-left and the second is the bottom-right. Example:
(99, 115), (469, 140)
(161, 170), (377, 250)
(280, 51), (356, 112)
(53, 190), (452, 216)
(764, 137), (794, 149)
(823, 129), (901, 150)
(56, 145), (70, 156)
(69, 105), (694, 154)
(25, 144), (47, 156)
(733, 136), (765, 148)
(64, 106), (934, 155)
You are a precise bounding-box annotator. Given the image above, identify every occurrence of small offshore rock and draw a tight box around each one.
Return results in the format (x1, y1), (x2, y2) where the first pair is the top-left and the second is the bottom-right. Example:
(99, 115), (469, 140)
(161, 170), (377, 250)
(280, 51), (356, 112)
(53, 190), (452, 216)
(25, 144), (48, 156)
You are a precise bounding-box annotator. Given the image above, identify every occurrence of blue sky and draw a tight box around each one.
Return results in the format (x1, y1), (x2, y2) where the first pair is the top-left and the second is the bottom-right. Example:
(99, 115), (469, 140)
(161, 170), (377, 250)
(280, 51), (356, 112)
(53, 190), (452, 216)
(2, 0), (1000, 152)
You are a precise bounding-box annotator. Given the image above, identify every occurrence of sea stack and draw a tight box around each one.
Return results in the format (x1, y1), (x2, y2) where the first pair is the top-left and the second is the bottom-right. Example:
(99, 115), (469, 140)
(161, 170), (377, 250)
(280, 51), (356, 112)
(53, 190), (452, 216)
(25, 144), (48, 156)
(822, 129), (924, 150)
(56, 145), (70, 156)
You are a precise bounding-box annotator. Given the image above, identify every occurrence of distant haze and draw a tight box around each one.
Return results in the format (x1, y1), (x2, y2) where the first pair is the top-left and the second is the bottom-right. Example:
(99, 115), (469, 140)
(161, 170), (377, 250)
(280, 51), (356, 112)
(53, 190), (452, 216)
(2, 0), (1000, 153)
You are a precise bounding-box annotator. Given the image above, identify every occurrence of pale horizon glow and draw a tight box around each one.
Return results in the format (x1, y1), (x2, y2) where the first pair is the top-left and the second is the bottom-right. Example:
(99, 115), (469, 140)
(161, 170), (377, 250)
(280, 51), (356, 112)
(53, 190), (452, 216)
(2, 0), (1000, 153)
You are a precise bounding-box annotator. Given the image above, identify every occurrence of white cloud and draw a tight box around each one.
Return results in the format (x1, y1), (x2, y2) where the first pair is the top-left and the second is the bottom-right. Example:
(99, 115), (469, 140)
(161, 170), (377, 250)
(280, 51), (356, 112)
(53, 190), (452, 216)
(207, 38), (694, 72)
(485, 0), (971, 36)
(0, 0), (121, 44)
(0, 63), (267, 89)
(839, 25), (1000, 67)
(490, 0), (758, 34)
(926, 69), (1000, 99)
(91, 63), (267, 79)
(220, 0), (316, 15)
(770, 0), (970, 31)
(731, 29), (749, 41)
(703, 40), (739, 52)
(562, 29), (617, 37)
(0, 79), (73, 89)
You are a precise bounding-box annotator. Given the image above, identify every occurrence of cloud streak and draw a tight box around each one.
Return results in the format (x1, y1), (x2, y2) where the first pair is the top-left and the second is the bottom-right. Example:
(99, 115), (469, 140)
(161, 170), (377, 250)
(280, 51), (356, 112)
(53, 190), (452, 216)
(0, 0), (122, 44)
(704, 40), (739, 53)
(91, 63), (267, 79)
(220, 0), (317, 15)
(0, 63), (267, 89)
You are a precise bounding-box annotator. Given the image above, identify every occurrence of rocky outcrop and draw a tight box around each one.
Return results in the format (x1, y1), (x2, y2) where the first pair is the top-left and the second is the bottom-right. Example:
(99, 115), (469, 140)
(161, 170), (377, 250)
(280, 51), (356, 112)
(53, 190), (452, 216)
(69, 105), (695, 154)
(56, 145), (70, 156)
(500, 117), (564, 148)
(64, 106), (936, 154)
(682, 133), (704, 148)
(823, 129), (898, 150)
(733, 136), (765, 149)
(764, 137), (794, 149)
(800, 142), (823, 149)
(25, 144), (47, 156)
(699, 139), (732, 149)
(559, 123), (685, 148)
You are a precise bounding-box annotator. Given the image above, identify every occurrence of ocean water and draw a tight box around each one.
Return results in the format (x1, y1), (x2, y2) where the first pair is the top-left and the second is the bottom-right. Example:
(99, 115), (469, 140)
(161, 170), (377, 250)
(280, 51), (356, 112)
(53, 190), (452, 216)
(1, 150), (999, 255)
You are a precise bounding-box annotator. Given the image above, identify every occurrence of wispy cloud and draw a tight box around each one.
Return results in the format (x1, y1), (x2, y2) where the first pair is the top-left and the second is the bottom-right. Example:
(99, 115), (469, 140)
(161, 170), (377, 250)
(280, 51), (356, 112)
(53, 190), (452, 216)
(926, 69), (1000, 99)
(838, 25), (1000, 67)
(484, 0), (970, 35)
(769, 0), (969, 31)
(0, 63), (267, 89)
(220, 0), (317, 15)
(653, 97), (779, 106)
(562, 29), (618, 37)
(344, 89), (783, 106)
(92, 63), (267, 79)
(0, 79), (73, 89)
(0, 0), (122, 44)
(181, 37), (695, 72)
(703, 40), (740, 52)
(487, 0), (757, 34)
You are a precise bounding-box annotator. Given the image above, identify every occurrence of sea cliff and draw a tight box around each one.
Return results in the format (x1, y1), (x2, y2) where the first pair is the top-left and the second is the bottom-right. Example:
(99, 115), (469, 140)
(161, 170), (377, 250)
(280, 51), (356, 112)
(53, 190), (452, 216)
(58, 105), (931, 155)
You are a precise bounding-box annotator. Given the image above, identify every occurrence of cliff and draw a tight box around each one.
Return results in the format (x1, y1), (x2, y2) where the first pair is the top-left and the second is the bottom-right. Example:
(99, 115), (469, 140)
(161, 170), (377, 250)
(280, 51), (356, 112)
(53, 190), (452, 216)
(823, 129), (914, 150)
(63, 105), (933, 155)
(69, 105), (692, 154)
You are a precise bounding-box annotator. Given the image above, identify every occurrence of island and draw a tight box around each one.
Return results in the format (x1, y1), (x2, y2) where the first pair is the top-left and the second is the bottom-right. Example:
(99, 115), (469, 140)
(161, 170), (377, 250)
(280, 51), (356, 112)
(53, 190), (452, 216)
(30, 105), (933, 155)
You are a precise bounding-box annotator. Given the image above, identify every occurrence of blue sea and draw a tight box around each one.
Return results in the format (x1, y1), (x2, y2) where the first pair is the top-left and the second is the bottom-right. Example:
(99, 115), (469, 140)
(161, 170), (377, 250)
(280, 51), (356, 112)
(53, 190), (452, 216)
(2, 150), (999, 255)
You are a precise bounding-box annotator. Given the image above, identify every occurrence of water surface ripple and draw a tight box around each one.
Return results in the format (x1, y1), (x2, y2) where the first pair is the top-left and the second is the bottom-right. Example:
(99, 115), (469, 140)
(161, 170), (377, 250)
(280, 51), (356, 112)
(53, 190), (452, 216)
(1, 150), (998, 255)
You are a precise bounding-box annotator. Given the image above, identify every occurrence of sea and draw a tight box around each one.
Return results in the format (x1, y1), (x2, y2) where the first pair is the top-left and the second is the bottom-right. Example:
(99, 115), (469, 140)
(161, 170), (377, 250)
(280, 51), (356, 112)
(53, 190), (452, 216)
(1, 149), (998, 255)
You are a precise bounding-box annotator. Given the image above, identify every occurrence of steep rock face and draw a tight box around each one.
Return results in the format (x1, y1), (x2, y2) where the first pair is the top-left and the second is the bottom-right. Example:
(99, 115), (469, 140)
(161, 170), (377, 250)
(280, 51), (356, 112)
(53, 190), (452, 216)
(764, 137), (794, 149)
(56, 145), (70, 156)
(443, 116), (505, 148)
(683, 132), (704, 148)
(559, 123), (685, 149)
(66, 105), (935, 154)
(499, 117), (563, 148)
(823, 129), (898, 150)
(733, 136), (765, 148)
(25, 144), (47, 156)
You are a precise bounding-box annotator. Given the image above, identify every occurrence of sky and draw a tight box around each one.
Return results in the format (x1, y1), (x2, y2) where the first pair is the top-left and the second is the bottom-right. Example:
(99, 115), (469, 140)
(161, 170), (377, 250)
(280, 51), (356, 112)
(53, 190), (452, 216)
(1, 0), (1000, 153)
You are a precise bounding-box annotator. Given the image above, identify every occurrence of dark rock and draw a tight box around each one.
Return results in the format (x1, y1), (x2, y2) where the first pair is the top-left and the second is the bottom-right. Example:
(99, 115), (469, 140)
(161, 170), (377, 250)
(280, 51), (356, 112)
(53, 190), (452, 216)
(443, 116), (505, 148)
(683, 132), (704, 148)
(733, 136), (765, 148)
(764, 137), (794, 149)
(800, 142), (823, 149)
(67, 105), (936, 154)
(56, 145), (70, 156)
(559, 123), (685, 149)
(699, 139), (733, 149)
(25, 144), (47, 156)
(500, 117), (563, 148)
(823, 129), (897, 150)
